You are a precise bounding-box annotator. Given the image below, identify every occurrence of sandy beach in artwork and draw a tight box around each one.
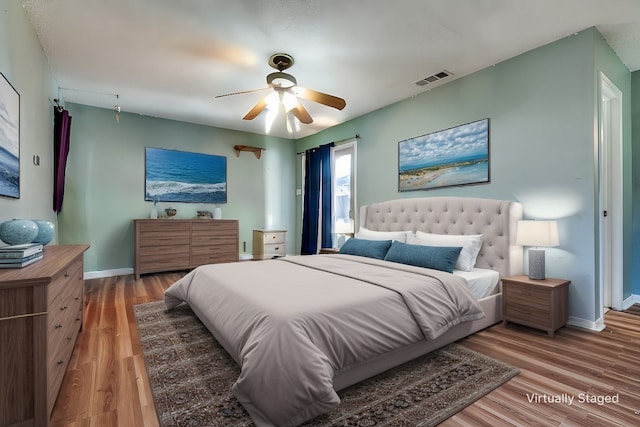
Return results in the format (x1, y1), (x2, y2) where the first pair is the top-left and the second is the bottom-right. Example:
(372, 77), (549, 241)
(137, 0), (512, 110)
(399, 158), (488, 191)
(399, 168), (446, 190)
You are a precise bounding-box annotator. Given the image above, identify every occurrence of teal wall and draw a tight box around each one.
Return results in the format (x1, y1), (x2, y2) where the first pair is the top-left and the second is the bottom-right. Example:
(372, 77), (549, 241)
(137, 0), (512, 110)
(2, 2), (637, 326)
(632, 70), (640, 295)
(59, 104), (297, 272)
(297, 28), (632, 324)
(0, 0), (58, 226)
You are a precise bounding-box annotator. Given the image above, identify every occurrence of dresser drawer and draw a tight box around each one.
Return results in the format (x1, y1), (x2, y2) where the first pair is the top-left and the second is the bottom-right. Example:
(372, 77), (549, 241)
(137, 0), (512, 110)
(47, 321), (79, 414)
(192, 233), (237, 246)
(263, 243), (286, 257)
(261, 232), (285, 244)
(191, 220), (237, 235)
(138, 244), (190, 272)
(503, 301), (552, 327)
(48, 259), (83, 308)
(191, 250), (238, 266)
(504, 282), (551, 310)
(139, 230), (190, 247)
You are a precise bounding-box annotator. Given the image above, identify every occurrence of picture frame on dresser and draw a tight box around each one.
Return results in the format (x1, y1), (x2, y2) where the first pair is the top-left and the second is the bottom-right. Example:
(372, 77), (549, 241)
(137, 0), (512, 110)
(0, 72), (20, 199)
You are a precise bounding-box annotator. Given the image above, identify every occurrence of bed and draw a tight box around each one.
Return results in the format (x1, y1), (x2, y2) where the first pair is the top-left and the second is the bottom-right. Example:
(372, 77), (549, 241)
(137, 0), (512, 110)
(164, 196), (523, 426)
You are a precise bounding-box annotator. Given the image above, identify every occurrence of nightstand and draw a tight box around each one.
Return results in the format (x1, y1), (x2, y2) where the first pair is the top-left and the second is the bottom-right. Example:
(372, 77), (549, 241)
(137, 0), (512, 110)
(252, 229), (286, 260)
(502, 275), (570, 337)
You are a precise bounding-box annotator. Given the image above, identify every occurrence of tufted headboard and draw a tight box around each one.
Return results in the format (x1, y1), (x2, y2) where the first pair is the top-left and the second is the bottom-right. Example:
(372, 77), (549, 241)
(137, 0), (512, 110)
(359, 197), (523, 278)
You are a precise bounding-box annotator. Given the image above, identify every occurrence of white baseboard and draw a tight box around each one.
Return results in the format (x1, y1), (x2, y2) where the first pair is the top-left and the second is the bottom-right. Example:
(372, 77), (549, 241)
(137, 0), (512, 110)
(623, 294), (639, 309)
(84, 268), (134, 280)
(568, 316), (605, 332)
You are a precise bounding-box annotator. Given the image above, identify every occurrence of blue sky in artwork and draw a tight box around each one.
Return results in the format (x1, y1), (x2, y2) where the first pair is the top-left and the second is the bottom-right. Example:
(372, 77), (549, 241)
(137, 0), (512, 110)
(399, 119), (488, 171)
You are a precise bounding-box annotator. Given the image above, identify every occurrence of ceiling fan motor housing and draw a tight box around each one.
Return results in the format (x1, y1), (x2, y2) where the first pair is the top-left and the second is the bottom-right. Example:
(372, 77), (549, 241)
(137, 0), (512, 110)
(269, 53), (294, 71)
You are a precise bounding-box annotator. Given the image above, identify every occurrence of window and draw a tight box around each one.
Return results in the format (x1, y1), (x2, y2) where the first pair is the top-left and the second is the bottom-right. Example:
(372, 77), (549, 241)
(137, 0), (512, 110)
(331, 142), (356, 248)
(300, 139), (357, 252)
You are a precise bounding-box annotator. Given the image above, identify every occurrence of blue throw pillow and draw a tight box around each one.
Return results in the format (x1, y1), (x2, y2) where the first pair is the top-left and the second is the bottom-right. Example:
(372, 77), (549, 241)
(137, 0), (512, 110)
(339, 238), (392, 260)
(384, 241), (462, 273)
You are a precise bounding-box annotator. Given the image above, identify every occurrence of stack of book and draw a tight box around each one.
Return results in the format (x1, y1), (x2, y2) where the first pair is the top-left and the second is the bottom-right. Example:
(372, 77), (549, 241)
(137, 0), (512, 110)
(0, 243), (44, 268)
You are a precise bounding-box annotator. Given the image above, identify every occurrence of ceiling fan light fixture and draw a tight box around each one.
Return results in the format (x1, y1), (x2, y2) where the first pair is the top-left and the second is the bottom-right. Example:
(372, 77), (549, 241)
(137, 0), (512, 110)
(265, 91), (280, 110)
(282, 92), (298, 112)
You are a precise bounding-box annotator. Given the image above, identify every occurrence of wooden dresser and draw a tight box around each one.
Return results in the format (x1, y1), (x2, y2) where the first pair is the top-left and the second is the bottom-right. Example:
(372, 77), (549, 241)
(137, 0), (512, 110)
(134, 219), (239, 279)
(252, 229), (287, 260)
(0, 244), (88, 427)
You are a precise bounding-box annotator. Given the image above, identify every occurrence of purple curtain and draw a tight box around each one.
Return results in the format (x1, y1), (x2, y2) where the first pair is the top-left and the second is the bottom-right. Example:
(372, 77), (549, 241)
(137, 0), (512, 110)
(53, 107), (72, 213)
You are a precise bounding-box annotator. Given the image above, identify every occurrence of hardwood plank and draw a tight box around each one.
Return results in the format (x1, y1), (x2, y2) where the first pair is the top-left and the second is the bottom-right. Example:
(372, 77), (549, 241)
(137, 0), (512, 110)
(51, 272), (640, 426)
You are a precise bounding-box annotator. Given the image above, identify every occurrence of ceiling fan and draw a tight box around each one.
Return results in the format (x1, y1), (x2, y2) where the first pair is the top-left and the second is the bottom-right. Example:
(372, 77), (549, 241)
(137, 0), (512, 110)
(215, 53), (346, 125)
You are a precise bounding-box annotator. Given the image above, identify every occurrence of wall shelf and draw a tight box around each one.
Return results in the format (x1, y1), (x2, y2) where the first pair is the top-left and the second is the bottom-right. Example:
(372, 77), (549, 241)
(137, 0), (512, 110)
(234, 145), (266, 159)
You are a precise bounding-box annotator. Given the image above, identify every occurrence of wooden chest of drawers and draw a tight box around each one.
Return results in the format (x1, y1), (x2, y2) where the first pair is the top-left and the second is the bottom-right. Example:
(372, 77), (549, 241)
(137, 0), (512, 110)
(0, 244), (88, 427)
(134, 219), (238, 278)
(252, 229), (287, 260)
(502, 275), (570, 337)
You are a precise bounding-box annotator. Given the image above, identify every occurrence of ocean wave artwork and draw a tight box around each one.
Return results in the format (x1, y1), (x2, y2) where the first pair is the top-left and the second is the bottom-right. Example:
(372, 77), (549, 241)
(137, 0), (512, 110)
(145, 147), (227, 204)
(398, 118), (490, 192)
(0, 73), (20, 199)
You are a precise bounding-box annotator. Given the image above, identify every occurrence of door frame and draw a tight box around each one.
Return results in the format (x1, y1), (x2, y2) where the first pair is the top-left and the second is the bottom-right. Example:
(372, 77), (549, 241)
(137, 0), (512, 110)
(598, 72), (623, 315)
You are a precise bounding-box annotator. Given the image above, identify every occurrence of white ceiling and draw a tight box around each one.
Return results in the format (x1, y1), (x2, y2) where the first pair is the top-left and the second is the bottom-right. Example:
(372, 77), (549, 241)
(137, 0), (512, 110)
(22, 0), (640, 139)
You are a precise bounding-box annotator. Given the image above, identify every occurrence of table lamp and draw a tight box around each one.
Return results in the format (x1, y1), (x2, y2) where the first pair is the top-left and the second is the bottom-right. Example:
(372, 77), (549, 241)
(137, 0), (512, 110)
(516, 220), (559, 280)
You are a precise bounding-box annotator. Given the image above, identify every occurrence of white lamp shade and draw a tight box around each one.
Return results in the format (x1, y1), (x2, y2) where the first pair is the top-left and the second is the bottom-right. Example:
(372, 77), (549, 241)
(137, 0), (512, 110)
(516, 220), (559, 247)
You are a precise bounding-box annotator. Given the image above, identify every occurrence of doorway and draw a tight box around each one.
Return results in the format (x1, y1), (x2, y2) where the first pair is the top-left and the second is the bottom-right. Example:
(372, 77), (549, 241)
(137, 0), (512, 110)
(598, 72), (623, 314)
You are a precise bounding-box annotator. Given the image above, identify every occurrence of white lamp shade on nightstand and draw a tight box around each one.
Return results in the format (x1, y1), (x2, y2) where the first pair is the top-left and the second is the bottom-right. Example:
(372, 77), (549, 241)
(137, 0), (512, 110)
(516, 220), (559, 280)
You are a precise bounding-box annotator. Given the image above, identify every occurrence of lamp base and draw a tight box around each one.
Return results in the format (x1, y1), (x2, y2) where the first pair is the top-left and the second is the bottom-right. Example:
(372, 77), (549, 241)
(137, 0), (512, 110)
(528, 249), (546, 280)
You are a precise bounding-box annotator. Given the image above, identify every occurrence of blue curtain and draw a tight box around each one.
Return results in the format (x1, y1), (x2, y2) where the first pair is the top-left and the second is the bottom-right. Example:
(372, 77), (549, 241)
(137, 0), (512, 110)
(301, 143), (333, 254)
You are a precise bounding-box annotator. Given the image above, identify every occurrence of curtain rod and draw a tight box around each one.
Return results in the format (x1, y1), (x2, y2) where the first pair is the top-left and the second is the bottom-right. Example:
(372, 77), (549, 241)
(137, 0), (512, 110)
(297, 134), (360, 155)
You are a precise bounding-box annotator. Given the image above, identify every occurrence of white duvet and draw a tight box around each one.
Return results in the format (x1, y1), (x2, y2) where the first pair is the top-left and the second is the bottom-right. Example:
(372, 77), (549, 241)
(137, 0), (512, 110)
(164, 254), (485, 426)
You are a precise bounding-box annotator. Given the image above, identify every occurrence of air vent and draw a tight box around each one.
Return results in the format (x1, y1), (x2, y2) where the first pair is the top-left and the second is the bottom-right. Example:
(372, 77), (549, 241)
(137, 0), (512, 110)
(414, 70), (453, 87)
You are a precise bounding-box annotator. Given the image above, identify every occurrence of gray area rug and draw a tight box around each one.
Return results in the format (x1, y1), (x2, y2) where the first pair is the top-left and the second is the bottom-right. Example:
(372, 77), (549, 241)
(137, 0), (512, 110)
(134, 300), (518, 426)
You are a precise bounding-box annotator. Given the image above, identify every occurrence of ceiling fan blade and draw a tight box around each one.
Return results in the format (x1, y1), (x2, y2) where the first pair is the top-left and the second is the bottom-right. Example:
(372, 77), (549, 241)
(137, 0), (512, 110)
(296, 87), (346, 110)
(289, 101), (313, 124)
(243, 96), (268, 120)
(215, 87), (270, 98)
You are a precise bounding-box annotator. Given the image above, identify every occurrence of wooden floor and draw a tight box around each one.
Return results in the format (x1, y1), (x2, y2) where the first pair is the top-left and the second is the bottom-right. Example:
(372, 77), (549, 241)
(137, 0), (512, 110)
(51, 273), (640, 426)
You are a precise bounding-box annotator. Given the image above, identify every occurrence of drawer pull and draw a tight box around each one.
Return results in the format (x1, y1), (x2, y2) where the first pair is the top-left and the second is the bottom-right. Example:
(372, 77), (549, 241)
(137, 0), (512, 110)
(64, 272), (70, 277)
(75, 297), (80, 301)
(57, 360), (65, 365)
(55, 323), (63, 329)
(67, 336), (72, 341)
(60, 306), (68, 311)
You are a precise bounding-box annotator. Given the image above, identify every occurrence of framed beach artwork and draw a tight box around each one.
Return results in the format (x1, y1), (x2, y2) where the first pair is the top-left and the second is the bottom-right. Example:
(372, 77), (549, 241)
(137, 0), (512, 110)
(398, 118), (490, 192)
(0, 73), (20, 199)
(145, 147), (227, 204)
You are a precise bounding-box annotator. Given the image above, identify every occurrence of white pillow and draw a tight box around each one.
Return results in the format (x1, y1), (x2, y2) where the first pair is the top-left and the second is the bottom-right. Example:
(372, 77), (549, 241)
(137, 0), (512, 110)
(355, 227), (409, 243)
(407, 231), (483, 271)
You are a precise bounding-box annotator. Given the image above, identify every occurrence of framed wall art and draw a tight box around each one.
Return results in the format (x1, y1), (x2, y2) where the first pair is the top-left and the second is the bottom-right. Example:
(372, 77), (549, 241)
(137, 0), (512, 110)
(0, 73), (20, 199)
(398, 118), (490, 192)
(145, 147), (227, 204)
